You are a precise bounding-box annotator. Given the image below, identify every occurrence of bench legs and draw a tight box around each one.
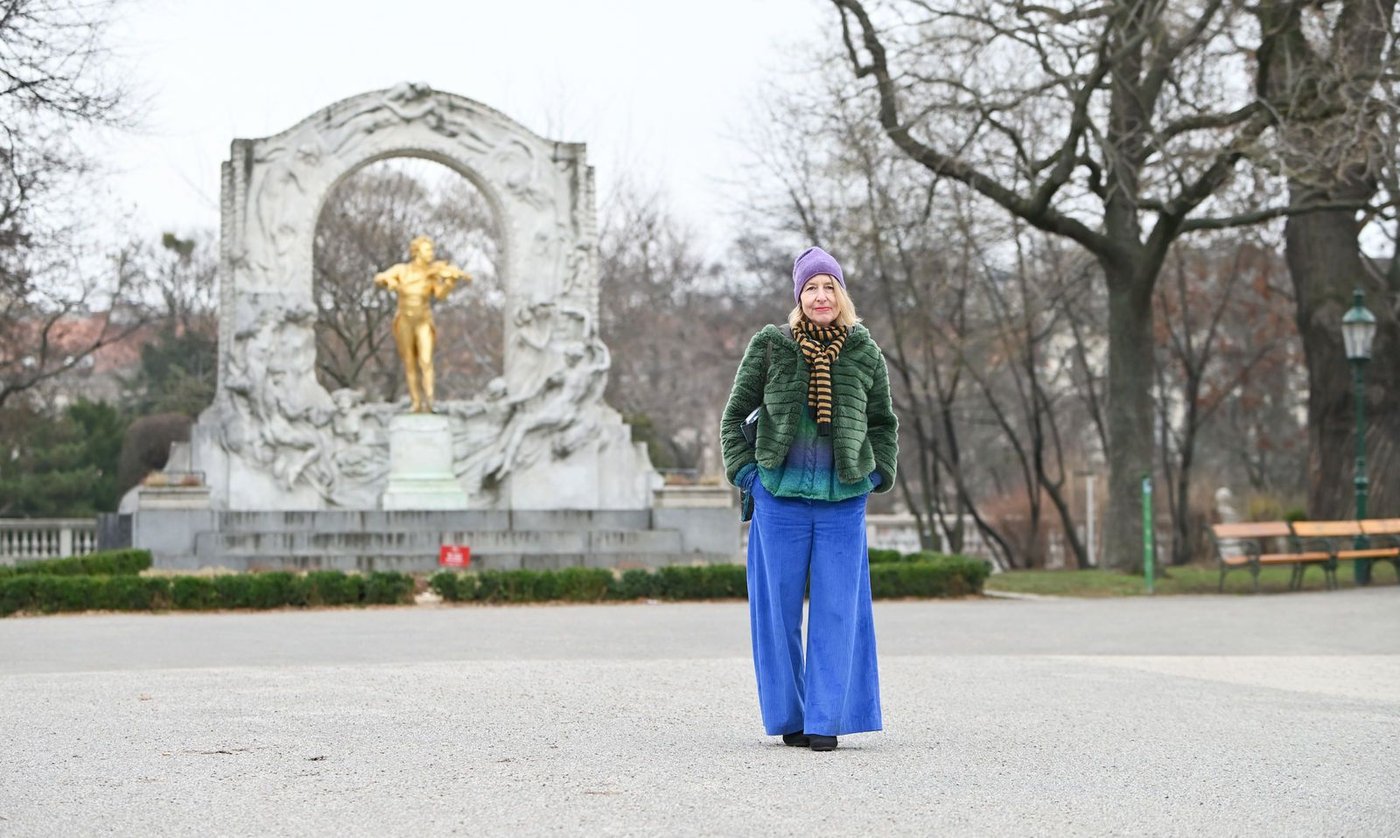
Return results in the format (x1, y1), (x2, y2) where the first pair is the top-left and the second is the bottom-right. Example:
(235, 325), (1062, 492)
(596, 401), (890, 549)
(1219, 564), (1263, 593)
(1291, 561), (1338, 591)
(1220, 559), (1353, 593)
(1378, 558), (1400, 583)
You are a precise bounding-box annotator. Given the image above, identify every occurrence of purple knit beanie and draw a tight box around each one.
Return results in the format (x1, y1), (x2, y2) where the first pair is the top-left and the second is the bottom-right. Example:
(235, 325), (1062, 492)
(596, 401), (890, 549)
(792, 246), (845, 303)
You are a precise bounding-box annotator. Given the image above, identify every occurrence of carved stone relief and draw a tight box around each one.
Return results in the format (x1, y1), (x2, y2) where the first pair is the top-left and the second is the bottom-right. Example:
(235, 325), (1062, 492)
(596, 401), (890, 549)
(197, 84), (658, 510)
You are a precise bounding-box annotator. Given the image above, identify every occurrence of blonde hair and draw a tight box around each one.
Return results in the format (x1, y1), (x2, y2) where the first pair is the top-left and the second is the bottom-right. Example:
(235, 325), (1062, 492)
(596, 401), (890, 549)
(788, 279), (861, 330)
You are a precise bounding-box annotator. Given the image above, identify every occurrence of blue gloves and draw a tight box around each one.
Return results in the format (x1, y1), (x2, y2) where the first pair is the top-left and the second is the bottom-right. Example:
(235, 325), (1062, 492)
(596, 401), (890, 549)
(869, 471), (882, 489)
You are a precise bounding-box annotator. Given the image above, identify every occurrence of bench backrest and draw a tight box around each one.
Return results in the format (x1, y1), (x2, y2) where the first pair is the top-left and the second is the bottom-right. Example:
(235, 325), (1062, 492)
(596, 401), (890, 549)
(1291, 520), (1363, 538)
(1211, 522), (1291, 540)
(1360, 518), (1400, 537)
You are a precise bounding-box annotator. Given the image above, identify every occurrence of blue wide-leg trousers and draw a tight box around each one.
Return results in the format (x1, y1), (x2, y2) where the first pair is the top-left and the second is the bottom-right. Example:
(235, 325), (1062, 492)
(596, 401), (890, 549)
(746, 479), (882, 737)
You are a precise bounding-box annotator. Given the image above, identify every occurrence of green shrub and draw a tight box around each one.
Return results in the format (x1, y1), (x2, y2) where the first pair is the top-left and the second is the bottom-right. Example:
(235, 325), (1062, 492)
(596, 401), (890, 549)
(171, 576), (220, 610)
(363, 572), (414, 605)
(0, 576), (37, 615)
(429, 571), (464, 601)
(868, 549), (973, 565)
(2, 557), (986, 618)
(474, 569), (559, 603)
(869, 555), (989, 598)
(0, 575), (105, 614)
(212, 572), (301, 609)
(304, 571), (363, 606)
(554, 567), (613, 602)
(867, 548), (904, 565)
(0, 549), (152, 578)
(695, 564), (747, 598)
(654, 566), (701, 600)
(41, 575), (105, 613)
(95, 575), (170, 611)
(0, 568), (416, 616)
(609, 568), (660, 600)
(654, 564), (747, 600)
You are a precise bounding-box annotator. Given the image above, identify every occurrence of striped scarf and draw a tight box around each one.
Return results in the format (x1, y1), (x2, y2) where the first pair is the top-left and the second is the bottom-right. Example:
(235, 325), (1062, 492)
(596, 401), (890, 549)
(794, 319), (848, 435)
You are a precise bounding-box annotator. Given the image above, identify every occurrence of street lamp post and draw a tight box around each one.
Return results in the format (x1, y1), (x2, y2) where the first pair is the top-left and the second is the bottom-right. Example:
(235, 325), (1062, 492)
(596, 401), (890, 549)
(1342, 289), (1377, 585)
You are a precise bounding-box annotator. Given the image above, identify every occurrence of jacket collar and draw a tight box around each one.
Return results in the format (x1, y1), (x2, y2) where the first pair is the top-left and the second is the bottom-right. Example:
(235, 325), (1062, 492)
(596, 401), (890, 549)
(766, 322), (869, 352)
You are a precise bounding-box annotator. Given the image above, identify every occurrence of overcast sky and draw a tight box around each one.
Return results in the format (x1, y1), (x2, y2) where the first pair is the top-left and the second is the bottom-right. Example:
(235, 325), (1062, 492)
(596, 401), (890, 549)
(98, 0), (829, 258)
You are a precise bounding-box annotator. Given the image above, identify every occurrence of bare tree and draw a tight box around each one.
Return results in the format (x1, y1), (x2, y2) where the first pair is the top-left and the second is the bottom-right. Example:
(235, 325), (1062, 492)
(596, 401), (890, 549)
(1153, 236), (1303, 564)
(826, 0), (1335, 569)
(0, 248), (147, 409)
(598, 183), (767, 472)
(1, 0), (126, 275)
(0, 0), (146, 410)
(1254, 0), (1400, 524)
(120, 231), (220, 417)
(964, 214), (1101, 569)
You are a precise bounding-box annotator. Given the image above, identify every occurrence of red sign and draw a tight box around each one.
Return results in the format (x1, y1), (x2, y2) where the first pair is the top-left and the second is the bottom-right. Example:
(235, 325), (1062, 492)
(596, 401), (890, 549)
(438, 545), (471, 567)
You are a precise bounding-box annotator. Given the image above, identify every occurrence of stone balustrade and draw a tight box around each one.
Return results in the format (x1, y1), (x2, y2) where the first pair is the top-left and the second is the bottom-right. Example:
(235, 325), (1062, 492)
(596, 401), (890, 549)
(0, 519), (98, 562)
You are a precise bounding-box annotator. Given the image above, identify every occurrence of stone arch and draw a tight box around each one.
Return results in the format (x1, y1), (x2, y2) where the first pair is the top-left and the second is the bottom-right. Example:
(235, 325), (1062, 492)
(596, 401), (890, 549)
(196, 84), (654, 511)
(310, 153), (506, 403)
(312, 147), (513, 294)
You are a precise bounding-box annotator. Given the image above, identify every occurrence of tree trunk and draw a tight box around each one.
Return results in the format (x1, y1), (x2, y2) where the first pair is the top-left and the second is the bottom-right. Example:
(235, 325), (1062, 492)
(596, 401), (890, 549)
(1285, 205), (1400, 520)
(1102, 262), (1156, 571)
(1254, 0), (1400, 524)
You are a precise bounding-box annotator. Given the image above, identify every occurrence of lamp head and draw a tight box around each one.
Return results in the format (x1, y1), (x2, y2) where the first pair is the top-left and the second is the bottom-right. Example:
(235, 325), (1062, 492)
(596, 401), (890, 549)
(1342, 288), (1377, 362)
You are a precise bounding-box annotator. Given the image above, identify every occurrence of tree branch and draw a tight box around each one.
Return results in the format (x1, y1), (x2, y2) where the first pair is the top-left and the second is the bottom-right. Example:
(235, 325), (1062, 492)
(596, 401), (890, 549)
(832, 0), (1114, 256)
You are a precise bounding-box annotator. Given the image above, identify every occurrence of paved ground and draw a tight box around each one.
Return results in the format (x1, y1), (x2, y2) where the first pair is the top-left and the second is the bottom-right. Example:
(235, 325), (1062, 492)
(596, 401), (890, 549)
(2, 589), (1398, 836)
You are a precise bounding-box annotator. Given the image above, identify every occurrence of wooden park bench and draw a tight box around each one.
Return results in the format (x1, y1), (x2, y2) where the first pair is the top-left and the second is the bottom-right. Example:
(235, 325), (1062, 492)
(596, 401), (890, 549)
(1211, 519), (1400, 593)
(1292, 519), (1400, 581)
(1209, 522), (1332, 593)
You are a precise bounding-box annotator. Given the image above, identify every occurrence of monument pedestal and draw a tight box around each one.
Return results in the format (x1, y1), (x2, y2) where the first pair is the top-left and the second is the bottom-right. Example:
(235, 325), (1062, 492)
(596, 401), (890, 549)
(381, 414), (468, 510)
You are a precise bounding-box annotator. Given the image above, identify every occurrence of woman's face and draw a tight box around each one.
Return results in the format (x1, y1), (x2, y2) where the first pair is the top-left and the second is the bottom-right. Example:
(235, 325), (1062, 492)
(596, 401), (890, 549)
(800, 275), (840, 327)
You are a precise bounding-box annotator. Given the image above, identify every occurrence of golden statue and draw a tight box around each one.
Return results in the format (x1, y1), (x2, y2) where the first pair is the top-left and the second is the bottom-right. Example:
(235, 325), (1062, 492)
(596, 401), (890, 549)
(374, 235), (471, 413)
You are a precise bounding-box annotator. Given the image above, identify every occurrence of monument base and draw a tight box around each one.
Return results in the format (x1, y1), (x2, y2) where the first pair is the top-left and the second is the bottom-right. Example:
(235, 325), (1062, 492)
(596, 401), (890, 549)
(381, 413), (468, 510)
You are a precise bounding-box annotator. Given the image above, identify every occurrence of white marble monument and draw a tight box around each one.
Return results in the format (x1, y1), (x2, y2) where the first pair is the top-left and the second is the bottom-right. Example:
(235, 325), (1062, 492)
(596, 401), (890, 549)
(190, 84), (659, 511)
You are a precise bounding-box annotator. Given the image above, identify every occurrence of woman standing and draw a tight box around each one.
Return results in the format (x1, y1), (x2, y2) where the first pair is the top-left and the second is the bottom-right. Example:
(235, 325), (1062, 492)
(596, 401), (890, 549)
(721, 246), (899, 752)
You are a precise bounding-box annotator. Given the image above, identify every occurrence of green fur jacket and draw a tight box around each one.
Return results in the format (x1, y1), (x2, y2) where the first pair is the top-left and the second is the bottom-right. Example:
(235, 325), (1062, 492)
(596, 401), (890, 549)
(721, 323), (898, 493)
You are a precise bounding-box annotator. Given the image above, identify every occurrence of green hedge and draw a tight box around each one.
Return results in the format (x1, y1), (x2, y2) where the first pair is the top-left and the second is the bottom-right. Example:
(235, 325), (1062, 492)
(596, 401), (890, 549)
(869, 548), (974, 565)
(2, 553), (989, 616)
(431, 555), (986, 605)
(430, 564), (750, 604)
(868, 548), (904, 564)
(0, 549), (152, 578)
(869, 554), (990, 598)
(0, 569), (415, 617)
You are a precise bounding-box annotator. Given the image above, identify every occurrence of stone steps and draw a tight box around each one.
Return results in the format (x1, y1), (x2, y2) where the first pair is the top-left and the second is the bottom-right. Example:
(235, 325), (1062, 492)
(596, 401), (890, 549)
(197, 528), (683, 558)
(212, 509), (653, 534)
(142, 507), (739, 572)
(221, 551), (736, 574)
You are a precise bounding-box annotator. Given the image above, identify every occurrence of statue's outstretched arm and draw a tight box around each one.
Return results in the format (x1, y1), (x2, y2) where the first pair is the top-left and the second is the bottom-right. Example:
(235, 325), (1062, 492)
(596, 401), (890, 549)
(374, 265), (401, 289)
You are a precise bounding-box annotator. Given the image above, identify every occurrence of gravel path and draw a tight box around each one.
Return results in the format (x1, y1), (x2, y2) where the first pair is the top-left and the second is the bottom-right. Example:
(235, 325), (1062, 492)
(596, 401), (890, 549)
(2, 589), (1397, 836)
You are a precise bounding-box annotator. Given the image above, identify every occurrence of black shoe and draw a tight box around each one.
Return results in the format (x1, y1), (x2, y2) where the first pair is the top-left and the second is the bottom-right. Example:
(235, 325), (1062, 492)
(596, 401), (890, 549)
(808, 735), (837, 751)
(782, 732), (810, 747)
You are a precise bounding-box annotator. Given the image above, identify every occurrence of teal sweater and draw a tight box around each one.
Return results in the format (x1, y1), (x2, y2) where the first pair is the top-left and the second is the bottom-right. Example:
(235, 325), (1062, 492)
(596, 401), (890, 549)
(721, 323), (898, 495)
(737, 407), (874, 500)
